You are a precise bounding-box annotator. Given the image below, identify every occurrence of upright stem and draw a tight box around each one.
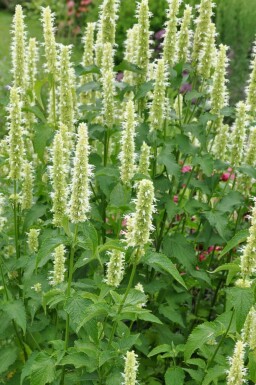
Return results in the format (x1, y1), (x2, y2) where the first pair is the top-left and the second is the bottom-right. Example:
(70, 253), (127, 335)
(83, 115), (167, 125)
(52, 80), (57, 128)
(108, 262), (137, 347)
(61, 224), (79, 385)
(13, 180), (20, 260)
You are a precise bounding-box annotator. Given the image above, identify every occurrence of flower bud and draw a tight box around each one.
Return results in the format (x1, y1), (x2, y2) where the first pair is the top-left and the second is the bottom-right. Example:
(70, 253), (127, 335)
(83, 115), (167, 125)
(210, 44), (229, 115)
(100, 0), (120, 45)
(27, 228), (40, 253)
(80, 22), (96, 103)
(42, 6), (57, 79)
(230, 101), (247, 167)
(176, 5), (192, 63)
(198, 23), (216, 79)
(136, 0), (151, 84)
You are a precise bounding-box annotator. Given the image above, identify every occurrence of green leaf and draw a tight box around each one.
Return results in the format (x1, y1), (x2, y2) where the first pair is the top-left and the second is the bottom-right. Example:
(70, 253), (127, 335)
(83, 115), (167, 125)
(23, 204), (47, 231)
(184, 322), (217, 361)
(165, 367), (185, 385)
(148, 344), (171, 357)
(109, 183), (131, 207)
(76, 303), (109, 332)
(34, 78), (47, 110)
(158, 145), (180, 178)
(216, 191), (244, 213)
(227, 287), (254, 330)
(77, 81), (100, 93)
(30, 353), (55, 385)
(202, 210), (228, 240)
(79, 222), (98, 256)
(33, 123), (54, 162)
(163, 233), (196, 272)
(22, 106), (46, 123)
(43, 289), (66, 310)
(185, 90), (203, 102)
(114, 60), (143, 74)
(0, 345), (18, 374)
(237, 165), (256, 179)
(202, 365), (227, 385)
(3, 300), (26, 334)
(137, 310), (163, 324)
(218, 229), (249, 259)
(64, 296), (91, 326)
(37, 233), (67, 268)
(220, 106), (235, 117)
(75, 64), (101, 76)
(142, 251), (187, 289)
(135, 80), (154, 99)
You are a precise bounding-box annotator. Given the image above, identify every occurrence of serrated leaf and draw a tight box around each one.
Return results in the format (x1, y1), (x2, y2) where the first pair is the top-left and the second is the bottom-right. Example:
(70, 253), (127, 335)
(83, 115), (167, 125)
(137, 311), (163, 324)
(202, 365), (227, 385)
(64, 296), (92, 326)
(23, 204), (47, 231)
(202, 210), (228, 240)
(211, 262), (240, 274)
(3, 300), (26, 334)
(34, 78), (47, 110)
(163, 233), (196, 272)
(227, 287), (254, 330)
(22, 106), (46, 123)
(218, 229), (249, 259)
(76, 303), (109, 332)
(148, 344), (171, 357)
(142, 251), (187, 289)
(30, 353), (55, 385)
(165, 367), (185, 385)
(184, 322), (217, 360)
(0, 345), (18, 374)
(216, 191), (244, 213)
(185, 90), (203, 102)
(158, 146), (180, 178)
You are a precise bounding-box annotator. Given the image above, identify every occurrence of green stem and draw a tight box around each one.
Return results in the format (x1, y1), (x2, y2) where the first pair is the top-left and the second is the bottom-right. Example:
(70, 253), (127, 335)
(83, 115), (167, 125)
(61, 224), (79, 385)
(108, 262), (137, 347)
(13, 180), (20, 260)
(52, 81), (57, 128)
(205, 309), (235, 372)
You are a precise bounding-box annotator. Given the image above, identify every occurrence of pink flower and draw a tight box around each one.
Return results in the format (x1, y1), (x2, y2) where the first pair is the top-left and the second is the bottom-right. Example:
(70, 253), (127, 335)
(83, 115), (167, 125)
(121, 218), (127, 227)
(181, 165), (192, 173)
(208, 246), (215, 253)
(199, 253), (206, 262)
(81, 0), (91, 4)
(67, 0), (75, 9)
(173, 195), (178, 203)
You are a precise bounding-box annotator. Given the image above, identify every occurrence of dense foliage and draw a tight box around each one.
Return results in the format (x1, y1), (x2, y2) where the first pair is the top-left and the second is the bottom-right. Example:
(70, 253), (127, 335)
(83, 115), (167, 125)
(1, 0), (256, 384)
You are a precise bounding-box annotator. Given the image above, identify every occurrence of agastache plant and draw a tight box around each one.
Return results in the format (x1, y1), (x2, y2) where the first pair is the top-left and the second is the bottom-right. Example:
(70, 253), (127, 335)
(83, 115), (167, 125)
(11, 4), (26, 90)
(176, 4), (193, 63)
(163, 0), (180, 67)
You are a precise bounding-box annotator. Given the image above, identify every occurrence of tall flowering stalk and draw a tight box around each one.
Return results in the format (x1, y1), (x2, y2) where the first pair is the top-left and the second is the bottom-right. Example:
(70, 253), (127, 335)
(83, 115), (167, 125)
(105, 250), (125, 287)
(125, 179), (155, 258)
(176, 5), (192, 63)
(198, 22), (216, 79)
(100, 0), (120, 45)
(212, 118), (229, 161)
(50, 131), (68, 227)
(11, 5), (26, 90)
(236, 198), (256, 288)
(123, 25), (140, 84)
(42, 6), (58, 125)
(136, 0), (151, 84)
(192, 0), (213, 65)
(7, 87), (24, 181)
(163, 0), (180, 67)
(226, 340), (247, 385)
(210, 44), (229, 115)
(230, 101), (247, 167)
(119, 100), (136, 186)
(245, 39), (256, 116)
(59, 45), (75, 131)
(80, 22), (96, 103)
(122, 351), (139, 385)
(149, 59), (168, 132)
(69, 123), (92, 223)
(27, 229), (40, 254)
(242, 306), (256, 350)
(138, 142), (151, 176)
